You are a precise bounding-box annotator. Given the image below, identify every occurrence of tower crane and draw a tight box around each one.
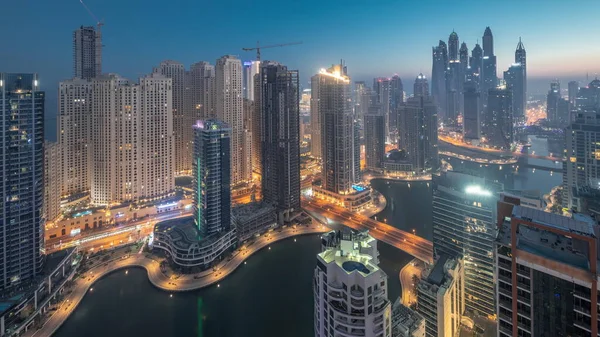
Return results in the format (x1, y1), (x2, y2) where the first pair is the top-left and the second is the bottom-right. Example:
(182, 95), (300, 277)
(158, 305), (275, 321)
(80, 0), (104, 31)
(242, 41), (302, 61)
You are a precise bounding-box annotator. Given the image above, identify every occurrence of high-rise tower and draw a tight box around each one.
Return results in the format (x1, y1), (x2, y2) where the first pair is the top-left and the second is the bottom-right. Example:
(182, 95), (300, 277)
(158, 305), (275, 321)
(373, 77), (392, 138)
(243, 60), (260, 101)
(398, 74), (438, 173)
(314, 230), (392, 337)
(364, 111), (385, 170)
(312, 64), (357, 194)
(485, 85), (513, 149)
(192, 119), (232, 238)
(216, 55), (247, 186)
(432, 41), (448, 119)
(0, 73), (45, 291)
(90, 73), (175, 205)
(463, 79), (480, 140)
(58, 78), (92, 196)
(155, 60), (188, 174)
(482, 27), (497, 107)
(503, 63), (526, 120)
(448, 31), (459, 61)
(390, 75), (404, 136)
(73, 26), (102, 80)
(259, 61), (300, 223)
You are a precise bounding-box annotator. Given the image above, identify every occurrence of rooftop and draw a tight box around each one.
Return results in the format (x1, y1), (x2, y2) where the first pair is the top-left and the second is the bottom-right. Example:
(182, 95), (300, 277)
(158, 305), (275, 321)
(391, 298), (424, 336)
(318, 230), (380, 277)
(497, 206), (599, 271)
(232, 202), (276, 222)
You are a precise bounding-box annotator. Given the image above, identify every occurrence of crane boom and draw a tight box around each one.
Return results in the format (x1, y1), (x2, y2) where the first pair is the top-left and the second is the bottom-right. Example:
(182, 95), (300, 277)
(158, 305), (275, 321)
(80, 0), (104, 29)
(242, 41), (302, 61)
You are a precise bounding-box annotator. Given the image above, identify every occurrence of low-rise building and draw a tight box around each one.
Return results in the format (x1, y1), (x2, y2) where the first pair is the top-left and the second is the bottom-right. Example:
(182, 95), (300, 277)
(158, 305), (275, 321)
(232, 202), (277, 242)
(391, 298), (425, 337)
(312, 184), (372, 212)
(151, 220), (237, 270)
(416, 255), (464, 337)
(45, 198), (192, 241)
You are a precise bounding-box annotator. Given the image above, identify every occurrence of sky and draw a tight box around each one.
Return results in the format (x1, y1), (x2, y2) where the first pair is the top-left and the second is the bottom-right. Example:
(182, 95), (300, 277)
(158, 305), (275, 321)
(3, 0), (600, 131)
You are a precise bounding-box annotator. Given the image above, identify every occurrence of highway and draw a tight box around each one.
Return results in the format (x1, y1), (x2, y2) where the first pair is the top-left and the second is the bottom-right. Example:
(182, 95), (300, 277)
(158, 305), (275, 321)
(439, 135), (564, 162)
(302, 198), (433, 264)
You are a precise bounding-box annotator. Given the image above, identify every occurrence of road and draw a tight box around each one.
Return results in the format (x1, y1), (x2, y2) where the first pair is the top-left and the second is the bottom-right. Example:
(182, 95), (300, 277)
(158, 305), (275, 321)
(399, 259), (423, 306)
(302, 198), (433, 264)
(439, 135), (564, 162)
(45, 211), (193, 254)
(25, 224), (329, 337)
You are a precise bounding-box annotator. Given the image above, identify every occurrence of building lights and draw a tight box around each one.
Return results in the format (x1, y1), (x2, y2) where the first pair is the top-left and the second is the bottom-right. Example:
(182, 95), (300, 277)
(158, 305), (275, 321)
(465, 185), (492, 197)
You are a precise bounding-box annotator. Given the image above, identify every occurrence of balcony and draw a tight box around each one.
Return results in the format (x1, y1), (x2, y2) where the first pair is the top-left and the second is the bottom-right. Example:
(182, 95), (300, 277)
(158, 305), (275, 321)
(497, 274), (512, 284)
(574, 305), (591, 316)
(499, 325), (513, 336)
(517, 321), (531, 332)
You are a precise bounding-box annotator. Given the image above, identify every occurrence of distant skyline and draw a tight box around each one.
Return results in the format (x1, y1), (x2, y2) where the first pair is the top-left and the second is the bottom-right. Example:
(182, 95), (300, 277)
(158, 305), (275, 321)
(3, 0), (600, 128)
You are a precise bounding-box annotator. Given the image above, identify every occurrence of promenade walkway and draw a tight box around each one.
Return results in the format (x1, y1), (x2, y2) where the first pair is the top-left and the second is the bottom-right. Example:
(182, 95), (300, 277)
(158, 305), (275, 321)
(25, 224), (329, 337)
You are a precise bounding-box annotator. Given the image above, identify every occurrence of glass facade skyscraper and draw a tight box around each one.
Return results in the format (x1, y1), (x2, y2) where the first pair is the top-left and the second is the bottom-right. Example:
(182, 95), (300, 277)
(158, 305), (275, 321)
(193, 119), (231, 238)
(259, 62), (300, 222)
(0, 73), (45, 291)
(432, 171), (500, 317)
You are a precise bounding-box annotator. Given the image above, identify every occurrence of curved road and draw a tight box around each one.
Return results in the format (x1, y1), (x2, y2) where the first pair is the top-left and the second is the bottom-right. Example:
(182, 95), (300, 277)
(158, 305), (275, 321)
(26, 224), (329, 337)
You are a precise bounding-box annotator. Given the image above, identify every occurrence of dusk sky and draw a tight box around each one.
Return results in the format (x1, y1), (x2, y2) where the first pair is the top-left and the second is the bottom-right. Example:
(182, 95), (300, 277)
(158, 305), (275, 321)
(3, 0), (600, 128)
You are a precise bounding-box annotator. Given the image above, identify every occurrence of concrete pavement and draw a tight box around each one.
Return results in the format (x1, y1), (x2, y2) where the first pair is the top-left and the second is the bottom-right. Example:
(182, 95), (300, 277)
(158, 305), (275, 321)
(25, 224), (329, 337)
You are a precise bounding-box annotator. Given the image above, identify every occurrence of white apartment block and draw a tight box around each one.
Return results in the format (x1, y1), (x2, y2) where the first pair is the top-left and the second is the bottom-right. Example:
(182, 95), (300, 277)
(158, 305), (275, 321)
(216, 55), (248, 185)
(416, 256), (464, 337)
(314, 230), (392, 337)
(90, 73), (174, 205)
(58, 78), (92, 196)
(155, 60), (187, 174)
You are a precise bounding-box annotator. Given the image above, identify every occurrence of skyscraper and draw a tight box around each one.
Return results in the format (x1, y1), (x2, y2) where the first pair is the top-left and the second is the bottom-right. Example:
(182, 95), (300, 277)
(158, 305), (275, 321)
(313, 64), (357, 194)
(155, 60), (188, 174)
(445, 31), (462, 122)
(432, 40), (448, 119)
(187, 61), (216, 120)
(481, 27), (497, 107)
(364, 111), (385, 170)
(503, 63), (525, 121)
(514, 38), (527, 119)
(373, 77), (392, 138)
(314, 230), (392, 337)
(496, 201), (599, 337)
(73, 26), (102, 80)
(354, 81), (369, 119)
(564, 84), (600, 210)
(414, 73), (429, 97)
(90, 73), (175, 205)
(192, 119), (231, 238)
(0, 73), (45, 291)
(259, 61), (300, 223)
(568, 80), (579, 115)
(310, 72), (322, 158)
(44, 141), (62, 223)
(216, 55), (247, 186)
(432, 171), (500, 317)
(398, 74), (438, 173)
(243, 60), (260, 101)
(58, 78), (92, 196)
(463, 79), (480, 140)
(546, 80), (569, 125)
(485, 86), (513, 149)
(390, 75), (404, 135)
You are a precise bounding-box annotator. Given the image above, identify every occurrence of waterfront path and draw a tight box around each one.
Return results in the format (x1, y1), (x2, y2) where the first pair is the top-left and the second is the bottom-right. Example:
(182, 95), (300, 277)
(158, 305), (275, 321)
(25, 224), (329, 337)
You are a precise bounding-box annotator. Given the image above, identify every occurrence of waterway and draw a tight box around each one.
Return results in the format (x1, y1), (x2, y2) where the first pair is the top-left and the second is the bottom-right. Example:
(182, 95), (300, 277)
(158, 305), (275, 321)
(55, 136), (561, 337)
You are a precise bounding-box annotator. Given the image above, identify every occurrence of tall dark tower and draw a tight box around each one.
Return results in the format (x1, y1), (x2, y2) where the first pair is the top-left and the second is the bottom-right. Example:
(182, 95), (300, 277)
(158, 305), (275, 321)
(259, 61), (301, 223)
(482, 26), (494, 57)
(515, 37), (527, 119)
(432, 40), (448, 120)
(448, 31), (459, 61)
(470, 43), (483, 73)
(459, 42), (469, 67)
(482, 27), (497, 108)
(414, 73), (429, 97)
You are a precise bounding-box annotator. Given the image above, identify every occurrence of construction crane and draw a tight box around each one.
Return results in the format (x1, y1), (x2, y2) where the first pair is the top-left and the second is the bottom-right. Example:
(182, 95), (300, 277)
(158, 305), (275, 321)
(80, 0), (104, 31)
(242, 41), (302, 61)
